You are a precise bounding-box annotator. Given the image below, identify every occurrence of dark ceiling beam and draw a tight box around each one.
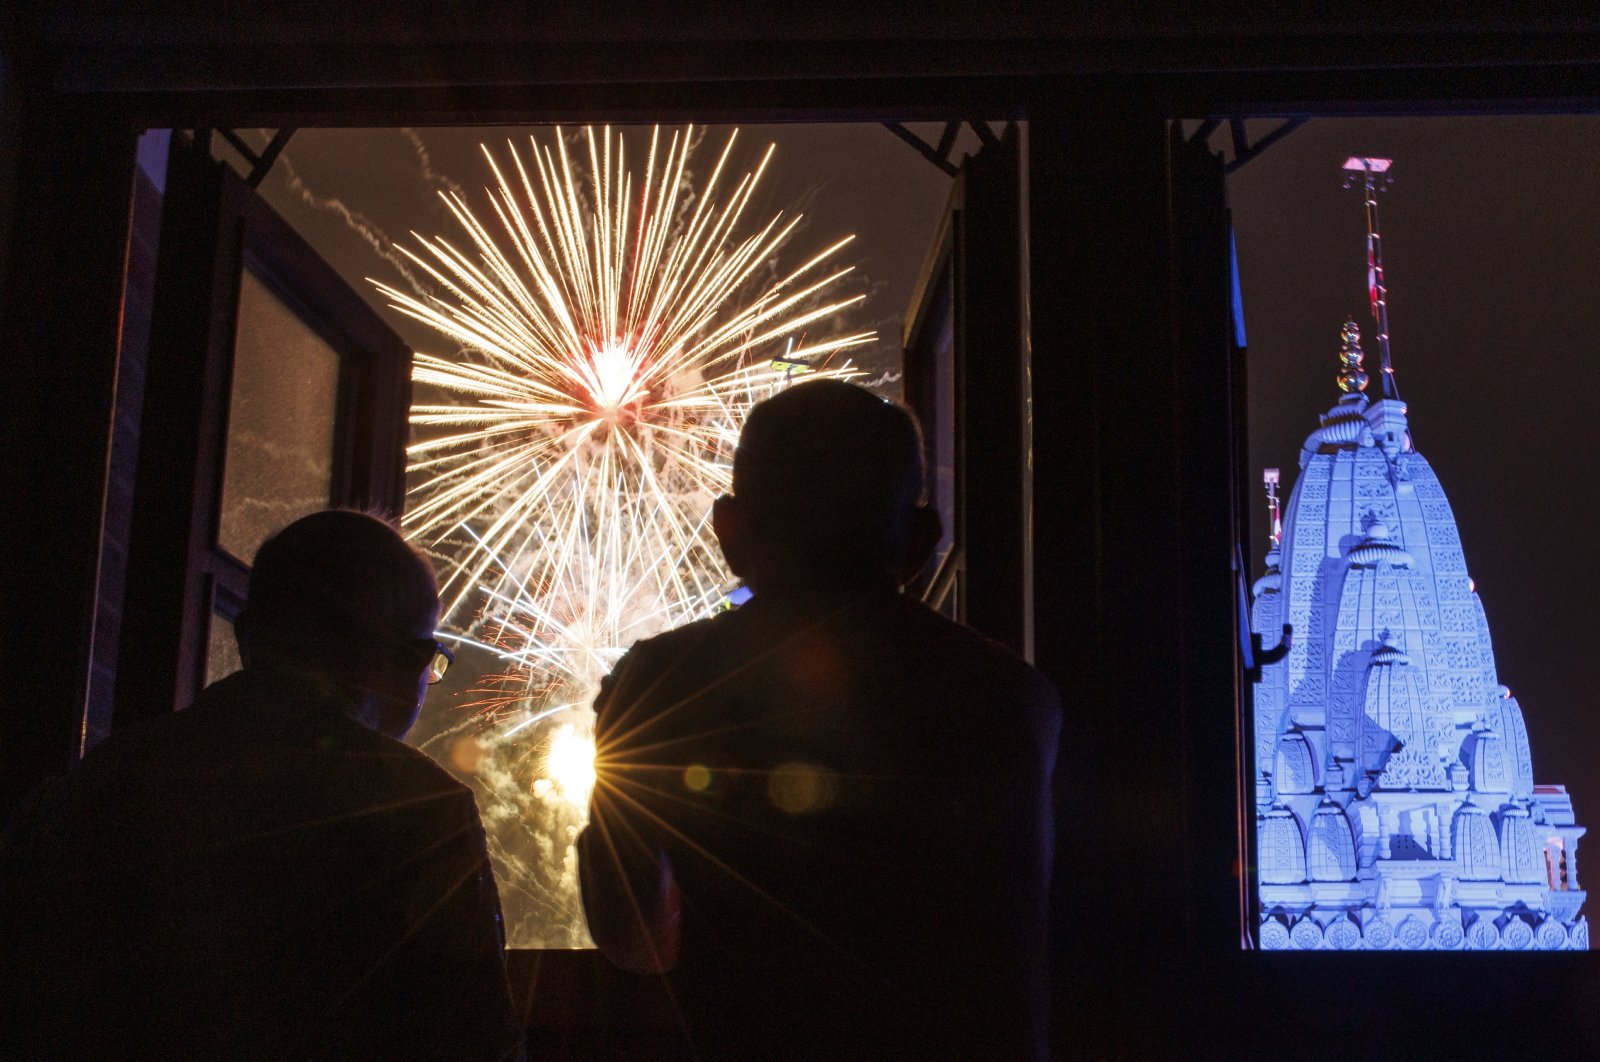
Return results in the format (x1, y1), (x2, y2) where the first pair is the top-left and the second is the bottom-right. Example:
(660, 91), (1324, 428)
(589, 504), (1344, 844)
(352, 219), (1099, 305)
(882, 122), (961, 177)
(40, 31), (1600, 100)
(1187, 118), (1221, 145)
(246, 127), (295, 188)
(209, 127), (297, 188)
(1227, 116), (1249, 159)
(49, 67), (1600, 133)
(23, 0), (1600, 55)
(1223, 117), (1308, 174)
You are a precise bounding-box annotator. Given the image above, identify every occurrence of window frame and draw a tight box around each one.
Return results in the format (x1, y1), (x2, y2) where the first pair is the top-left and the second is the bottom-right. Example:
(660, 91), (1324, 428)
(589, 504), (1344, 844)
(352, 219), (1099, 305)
(114, 136), (412, 719)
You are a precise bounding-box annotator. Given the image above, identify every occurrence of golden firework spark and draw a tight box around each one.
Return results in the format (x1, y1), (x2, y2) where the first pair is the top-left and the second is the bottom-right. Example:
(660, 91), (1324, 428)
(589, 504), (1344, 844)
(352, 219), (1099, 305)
(375, 125), (870, 945)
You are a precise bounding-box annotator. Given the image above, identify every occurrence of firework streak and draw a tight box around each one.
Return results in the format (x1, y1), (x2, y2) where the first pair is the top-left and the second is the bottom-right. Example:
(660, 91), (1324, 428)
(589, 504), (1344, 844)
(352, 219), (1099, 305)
(374, 126), (869, 945)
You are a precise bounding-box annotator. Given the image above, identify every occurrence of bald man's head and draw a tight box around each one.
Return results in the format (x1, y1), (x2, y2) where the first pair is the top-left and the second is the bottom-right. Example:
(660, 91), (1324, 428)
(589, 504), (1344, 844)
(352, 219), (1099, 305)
(235, 510), (440, 734)
(717, 380), (935, 592)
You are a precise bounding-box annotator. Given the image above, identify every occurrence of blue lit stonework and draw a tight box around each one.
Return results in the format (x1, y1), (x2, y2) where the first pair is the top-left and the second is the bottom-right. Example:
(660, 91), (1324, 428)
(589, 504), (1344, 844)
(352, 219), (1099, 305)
(1250, 338), (1588, 951)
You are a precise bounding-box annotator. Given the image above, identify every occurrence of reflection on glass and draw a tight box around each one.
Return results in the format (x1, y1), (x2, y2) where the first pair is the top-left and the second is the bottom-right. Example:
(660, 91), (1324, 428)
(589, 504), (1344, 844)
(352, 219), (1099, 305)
(217, 269), (339, 563)
(206, 609), (242, 686)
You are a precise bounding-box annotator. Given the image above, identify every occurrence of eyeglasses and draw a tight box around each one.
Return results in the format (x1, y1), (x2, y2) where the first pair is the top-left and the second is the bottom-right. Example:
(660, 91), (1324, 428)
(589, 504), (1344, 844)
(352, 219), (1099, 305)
(411, 639), (455, 684)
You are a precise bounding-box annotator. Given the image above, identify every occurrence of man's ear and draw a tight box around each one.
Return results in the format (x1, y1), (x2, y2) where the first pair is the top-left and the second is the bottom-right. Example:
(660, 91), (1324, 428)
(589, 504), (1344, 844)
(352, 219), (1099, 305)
(712, 495), (753, 580)
(900, 505), (943, 587)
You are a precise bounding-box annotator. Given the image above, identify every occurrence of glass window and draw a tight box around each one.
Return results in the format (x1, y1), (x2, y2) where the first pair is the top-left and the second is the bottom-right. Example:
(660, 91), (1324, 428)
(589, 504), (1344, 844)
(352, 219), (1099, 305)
(206, 610), (242, 685)
(217, 268), (340, 563)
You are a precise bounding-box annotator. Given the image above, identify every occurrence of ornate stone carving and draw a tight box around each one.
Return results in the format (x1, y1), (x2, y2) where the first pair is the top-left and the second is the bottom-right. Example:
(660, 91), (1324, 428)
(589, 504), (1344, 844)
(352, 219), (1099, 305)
(1291, 918), (1325, 950)
(1536, 918), (1569, 951)
(1259, 918), (1291, 950)
(1259, 806), (1308, 885)
(1396, 918), (1428, 949)
(1466, 916), (1500, 950)
(1250, 351), (1588, 951)
(1326, 917), (1361, 950)
(1500, 916), (1533, 950)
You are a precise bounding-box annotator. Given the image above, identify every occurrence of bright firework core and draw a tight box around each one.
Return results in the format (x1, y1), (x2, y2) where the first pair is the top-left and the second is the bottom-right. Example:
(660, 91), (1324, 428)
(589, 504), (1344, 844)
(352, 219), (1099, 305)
(380, 126), (869, 946)
(545, 724), (598, 807)
(579, 339), (649, 426)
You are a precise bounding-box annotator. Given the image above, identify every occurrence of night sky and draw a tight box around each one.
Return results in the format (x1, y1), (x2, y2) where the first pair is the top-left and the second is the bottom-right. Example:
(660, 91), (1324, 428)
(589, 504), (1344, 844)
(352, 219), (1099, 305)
(1230, 117), (1600, 817)
(246, 116), (1597, 832)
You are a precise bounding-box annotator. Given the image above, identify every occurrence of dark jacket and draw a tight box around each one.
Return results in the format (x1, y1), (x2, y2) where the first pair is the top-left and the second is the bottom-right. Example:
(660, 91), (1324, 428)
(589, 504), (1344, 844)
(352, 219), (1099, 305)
(0, 667), (521, 1061)
(580, 588), (1060, 1061)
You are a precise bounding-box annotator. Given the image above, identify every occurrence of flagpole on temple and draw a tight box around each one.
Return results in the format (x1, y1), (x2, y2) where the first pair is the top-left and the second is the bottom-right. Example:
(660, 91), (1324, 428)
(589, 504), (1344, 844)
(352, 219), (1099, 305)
(1343, 156), (1400, 401)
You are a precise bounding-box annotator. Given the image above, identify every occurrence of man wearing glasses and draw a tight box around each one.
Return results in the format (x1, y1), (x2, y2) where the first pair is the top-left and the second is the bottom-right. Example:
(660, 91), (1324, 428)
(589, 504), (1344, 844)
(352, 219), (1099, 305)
(1, 510), (520, 1060)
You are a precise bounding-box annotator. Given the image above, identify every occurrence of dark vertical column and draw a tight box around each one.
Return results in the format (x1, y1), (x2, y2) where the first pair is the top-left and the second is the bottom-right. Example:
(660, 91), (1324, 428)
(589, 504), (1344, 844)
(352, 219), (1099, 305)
(0, 95), (139, 814)
(959, 126), (1032, 658)
(1166, 126), (1246, 960)
(1026, 113), (1279, 1057)
(1028, 111), (1190, 1057)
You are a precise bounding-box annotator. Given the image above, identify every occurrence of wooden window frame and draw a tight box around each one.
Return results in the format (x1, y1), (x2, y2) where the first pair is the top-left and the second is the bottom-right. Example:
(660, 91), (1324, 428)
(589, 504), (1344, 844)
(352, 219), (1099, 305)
(114, 135), (411, 724)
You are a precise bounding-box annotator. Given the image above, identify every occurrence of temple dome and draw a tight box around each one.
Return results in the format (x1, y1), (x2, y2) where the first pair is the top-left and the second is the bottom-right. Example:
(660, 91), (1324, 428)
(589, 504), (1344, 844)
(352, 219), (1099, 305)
(1251, 319), (1587, 949)
(1259, 804), (1308, 885)
(1498, 802), (1545, 884)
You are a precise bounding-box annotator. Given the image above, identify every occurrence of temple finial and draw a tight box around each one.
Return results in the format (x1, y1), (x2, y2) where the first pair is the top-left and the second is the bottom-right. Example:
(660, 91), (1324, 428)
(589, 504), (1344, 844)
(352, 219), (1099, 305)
(1337, 318), (1368, 395)
(1342, 156), (1400, 400)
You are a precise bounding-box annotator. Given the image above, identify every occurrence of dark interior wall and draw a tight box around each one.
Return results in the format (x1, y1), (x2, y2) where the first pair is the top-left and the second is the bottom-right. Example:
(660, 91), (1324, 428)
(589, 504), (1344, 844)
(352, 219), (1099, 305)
(24, 2), (1600, 71)
(33, 1), (1600, 43)
(0, 93), (138, 812)
(16, 2), (1600, 117)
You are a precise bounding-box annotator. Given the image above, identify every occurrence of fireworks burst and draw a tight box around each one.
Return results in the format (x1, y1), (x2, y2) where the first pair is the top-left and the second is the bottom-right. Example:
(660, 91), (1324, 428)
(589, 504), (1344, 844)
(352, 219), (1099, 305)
(375, 126), (870, 945)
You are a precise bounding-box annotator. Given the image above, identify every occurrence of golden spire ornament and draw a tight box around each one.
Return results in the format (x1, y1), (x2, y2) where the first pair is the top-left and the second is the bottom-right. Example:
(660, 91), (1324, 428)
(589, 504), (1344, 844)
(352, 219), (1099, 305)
(1337, 318), (1369, 394)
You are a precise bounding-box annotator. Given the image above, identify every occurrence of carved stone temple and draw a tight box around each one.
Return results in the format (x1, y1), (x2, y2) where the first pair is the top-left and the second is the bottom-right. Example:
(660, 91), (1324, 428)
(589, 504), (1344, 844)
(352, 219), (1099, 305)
(1248, 158), (1586, 950)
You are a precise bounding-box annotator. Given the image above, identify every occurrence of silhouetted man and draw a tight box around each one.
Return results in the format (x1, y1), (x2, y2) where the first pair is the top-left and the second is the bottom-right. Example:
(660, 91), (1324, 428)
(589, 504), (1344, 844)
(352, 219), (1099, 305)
(579, 381), (1060, 1060)
(0, 510), (521, 1060)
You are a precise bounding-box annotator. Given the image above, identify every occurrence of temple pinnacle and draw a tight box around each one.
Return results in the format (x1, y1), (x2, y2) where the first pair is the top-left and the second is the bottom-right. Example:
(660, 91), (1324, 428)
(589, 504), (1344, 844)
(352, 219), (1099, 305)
(1342, 155), (1400, 401)
(1337, 318), (1368, 394)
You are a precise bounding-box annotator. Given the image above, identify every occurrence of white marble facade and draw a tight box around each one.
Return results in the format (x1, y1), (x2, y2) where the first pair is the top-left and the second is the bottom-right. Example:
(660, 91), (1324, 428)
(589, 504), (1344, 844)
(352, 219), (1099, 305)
(1251, 351), (1587, 950)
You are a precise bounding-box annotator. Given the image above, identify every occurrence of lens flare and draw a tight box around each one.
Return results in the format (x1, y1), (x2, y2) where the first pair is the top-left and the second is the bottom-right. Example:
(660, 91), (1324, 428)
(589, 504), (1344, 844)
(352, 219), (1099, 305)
(379, 125), (870, 945)
(546, 724), (598, 807)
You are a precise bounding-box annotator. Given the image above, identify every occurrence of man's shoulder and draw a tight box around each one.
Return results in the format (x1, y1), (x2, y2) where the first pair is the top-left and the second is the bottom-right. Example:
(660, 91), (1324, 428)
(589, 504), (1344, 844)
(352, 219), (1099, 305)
(592, 612), (720, 715)
(880, 594), (1059, 702)
(611, 593), (1058, 713)
(611, 608), (738, 679)
(78, 670), (473, 805)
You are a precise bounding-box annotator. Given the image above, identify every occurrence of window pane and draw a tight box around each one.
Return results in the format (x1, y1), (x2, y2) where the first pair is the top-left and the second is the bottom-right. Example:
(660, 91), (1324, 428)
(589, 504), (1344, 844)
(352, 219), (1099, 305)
(217, 268), (340, 562)
(206, 609), (242, 686)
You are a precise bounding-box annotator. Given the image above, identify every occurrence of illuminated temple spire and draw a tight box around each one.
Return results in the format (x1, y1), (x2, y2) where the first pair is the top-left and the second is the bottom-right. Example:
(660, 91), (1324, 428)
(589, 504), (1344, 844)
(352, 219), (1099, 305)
(1249, 158), (1588, 950)
(1342, 156), (1400, 400)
